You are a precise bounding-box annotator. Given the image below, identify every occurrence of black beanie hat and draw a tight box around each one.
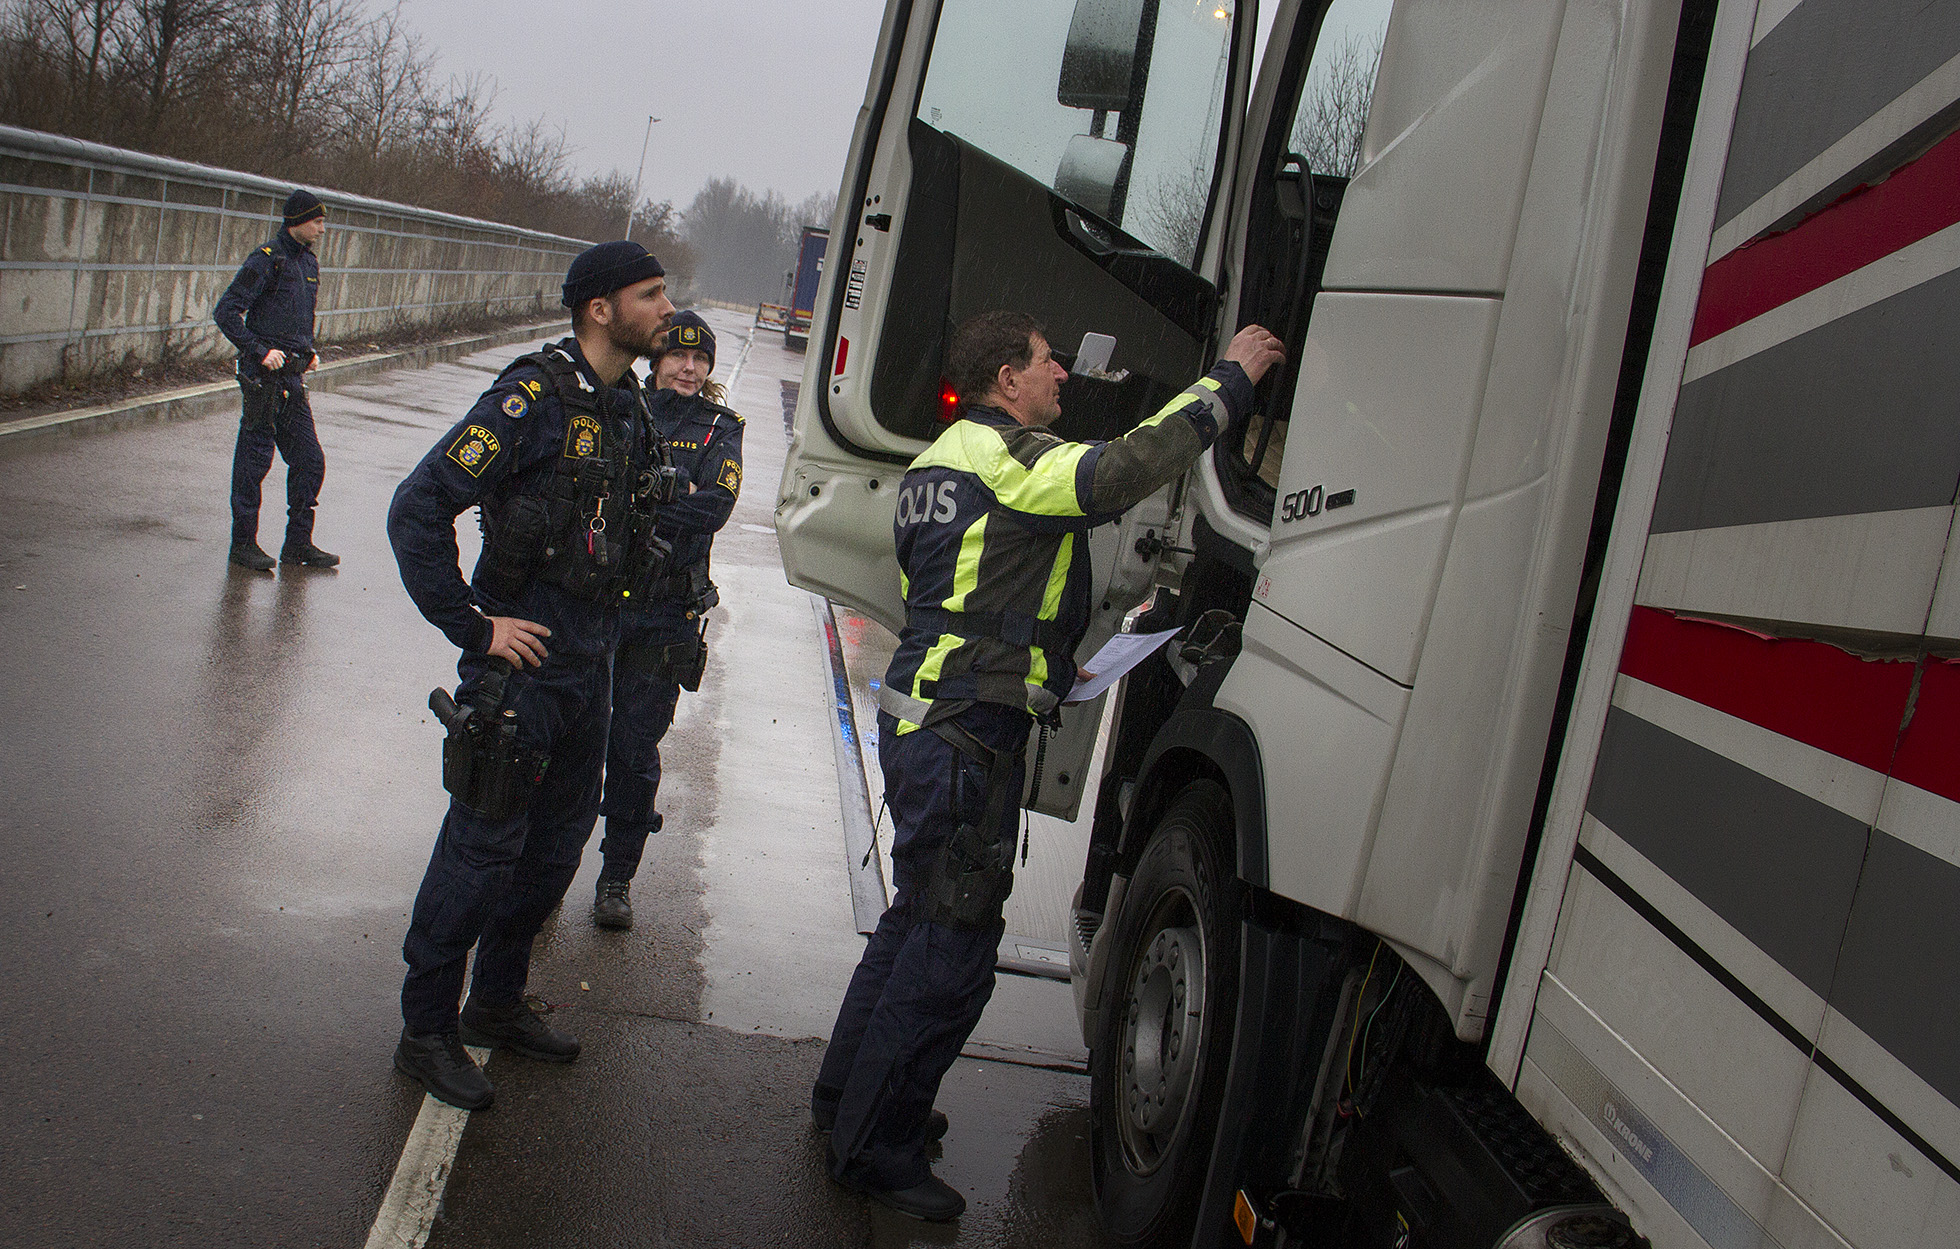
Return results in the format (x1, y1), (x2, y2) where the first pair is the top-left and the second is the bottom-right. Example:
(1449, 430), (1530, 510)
(562, 241), (666, 310)
(654, 311), (716, 371)
(283, 188), (325, 225)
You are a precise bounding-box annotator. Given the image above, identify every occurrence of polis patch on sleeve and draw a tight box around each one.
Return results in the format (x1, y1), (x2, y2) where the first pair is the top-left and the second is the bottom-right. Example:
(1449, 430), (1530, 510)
(501, 393), (528, 419)
(446, 425), (501, 477)
(717, 458), (743, 494)
(564, 414), (603, 459)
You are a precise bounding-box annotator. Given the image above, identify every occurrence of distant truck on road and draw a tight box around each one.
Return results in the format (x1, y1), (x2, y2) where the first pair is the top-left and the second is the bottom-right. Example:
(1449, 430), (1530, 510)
(784, 226), (828, 352)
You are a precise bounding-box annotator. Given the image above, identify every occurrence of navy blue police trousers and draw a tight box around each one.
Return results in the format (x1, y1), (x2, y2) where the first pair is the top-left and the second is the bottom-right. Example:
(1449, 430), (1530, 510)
(816, 701), (1030, 1190)
(400, 648), (612, 1034)
(597, 607), (694, 878)
(229, 373), (324, 548)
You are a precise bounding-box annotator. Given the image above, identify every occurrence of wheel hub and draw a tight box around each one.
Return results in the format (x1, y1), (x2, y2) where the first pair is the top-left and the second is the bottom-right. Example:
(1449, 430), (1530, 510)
(1118, 907), (1206, 1171)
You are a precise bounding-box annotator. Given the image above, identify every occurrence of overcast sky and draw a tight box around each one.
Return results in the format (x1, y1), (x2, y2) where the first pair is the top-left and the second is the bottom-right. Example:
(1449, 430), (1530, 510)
(396, 0), (1394, 214)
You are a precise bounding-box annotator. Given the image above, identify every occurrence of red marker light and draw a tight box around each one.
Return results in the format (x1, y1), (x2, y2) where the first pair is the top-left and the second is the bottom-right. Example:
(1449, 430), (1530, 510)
(834, 335), (850, 377)
(937, 378), (960, 423)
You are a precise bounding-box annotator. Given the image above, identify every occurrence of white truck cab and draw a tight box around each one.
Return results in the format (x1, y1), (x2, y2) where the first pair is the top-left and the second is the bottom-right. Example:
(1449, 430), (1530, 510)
(779, 3), (1960, 1248)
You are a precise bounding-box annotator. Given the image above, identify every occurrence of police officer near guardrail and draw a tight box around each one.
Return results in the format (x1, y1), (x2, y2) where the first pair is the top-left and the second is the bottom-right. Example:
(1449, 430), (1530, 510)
(384, 241), (678, 1110)
(813, 311), (1284, 1221)
(214, 188), (337, 571)
(591, 311), (744, 930)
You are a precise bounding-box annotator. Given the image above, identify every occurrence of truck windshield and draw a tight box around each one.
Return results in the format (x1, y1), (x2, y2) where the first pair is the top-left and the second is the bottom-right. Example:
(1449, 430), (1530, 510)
(916, 0), (1238, 269)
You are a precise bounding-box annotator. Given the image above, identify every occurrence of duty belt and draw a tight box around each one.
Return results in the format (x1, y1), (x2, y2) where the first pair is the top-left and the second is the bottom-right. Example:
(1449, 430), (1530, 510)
(907, 606), (1075, 653)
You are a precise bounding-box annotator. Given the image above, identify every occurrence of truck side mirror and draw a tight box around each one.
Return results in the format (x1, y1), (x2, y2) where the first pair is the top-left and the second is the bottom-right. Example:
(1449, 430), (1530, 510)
(1055, 134), (1131, 221)
(1058, 0), (1151, 111)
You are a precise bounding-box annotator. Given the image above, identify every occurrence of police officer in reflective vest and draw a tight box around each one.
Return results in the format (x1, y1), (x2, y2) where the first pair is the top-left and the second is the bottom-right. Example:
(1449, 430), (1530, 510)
(214, 187), (337, 571)
(592, 310), (745, 929)
(813, 311), (1284, 1220)
(385, 241), (676, 1110)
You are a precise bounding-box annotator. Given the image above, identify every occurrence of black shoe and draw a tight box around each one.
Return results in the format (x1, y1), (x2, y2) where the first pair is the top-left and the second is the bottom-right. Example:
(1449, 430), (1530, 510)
(458, 997), (580, 1062)
(851, 1174), (965, 1222)
(228, 541), (275, 571)
(393, 1029), (493, 1110)
(280, 541), (339, 567)
(592, 879), (633, 930)
(812, 1100), (948, 1142)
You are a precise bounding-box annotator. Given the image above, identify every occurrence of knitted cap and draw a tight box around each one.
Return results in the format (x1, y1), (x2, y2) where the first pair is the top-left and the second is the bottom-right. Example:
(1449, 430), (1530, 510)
(562, 241), (666, 310)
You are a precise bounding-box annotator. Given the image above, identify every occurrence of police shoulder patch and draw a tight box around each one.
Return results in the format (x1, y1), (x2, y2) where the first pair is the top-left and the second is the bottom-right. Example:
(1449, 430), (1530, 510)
(565, 414), (603, 459)
(501, 392), (528, 419)
(717, 458), (743, 494)
(446, 424), (501, 477)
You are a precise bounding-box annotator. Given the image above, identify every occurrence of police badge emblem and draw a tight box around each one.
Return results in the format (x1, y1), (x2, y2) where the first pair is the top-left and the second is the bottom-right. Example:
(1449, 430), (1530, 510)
(501, 393), (528, 419)
(565, 415), (603, 459)
(446, 425), (501, 477)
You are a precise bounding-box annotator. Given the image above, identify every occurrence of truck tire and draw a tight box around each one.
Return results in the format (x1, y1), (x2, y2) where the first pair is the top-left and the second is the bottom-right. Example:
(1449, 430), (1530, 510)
(1090, 779), (1241, 1247)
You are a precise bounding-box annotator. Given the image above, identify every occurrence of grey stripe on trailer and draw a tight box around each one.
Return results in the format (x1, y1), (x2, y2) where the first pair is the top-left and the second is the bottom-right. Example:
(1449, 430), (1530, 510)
(1586, 707), (1867, 998)
(1715, 0), (1960, 232)
(1650, 262), (1960, 535)
(1830, 832), (1960, 1109)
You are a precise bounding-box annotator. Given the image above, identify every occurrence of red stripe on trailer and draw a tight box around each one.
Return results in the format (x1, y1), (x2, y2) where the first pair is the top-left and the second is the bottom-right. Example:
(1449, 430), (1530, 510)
(1618, 607), (1913, 774)
(1690, 127), (1960, 347)
(1893, 658), (1960, 804)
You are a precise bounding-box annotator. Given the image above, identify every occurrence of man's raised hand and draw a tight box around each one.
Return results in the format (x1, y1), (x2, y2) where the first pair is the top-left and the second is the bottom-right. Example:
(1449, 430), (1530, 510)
(1222, 325), (1286, 385)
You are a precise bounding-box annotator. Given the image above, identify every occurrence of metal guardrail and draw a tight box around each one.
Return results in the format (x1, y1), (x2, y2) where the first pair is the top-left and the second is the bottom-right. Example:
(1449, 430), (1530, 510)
(0, 125), (591, 395)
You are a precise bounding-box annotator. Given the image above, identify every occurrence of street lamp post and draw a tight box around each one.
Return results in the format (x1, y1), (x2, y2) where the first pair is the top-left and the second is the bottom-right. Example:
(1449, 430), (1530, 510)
(624, 115), (661, 240)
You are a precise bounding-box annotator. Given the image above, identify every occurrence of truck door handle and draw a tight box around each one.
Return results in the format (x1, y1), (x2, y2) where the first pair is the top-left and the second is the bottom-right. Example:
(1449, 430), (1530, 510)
(864, 213), (892, 231)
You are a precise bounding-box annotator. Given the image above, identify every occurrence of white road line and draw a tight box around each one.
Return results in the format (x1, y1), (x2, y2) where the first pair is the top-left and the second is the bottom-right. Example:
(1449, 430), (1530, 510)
(362, 1045), (490, 1249)
(723, 321), (758, 396)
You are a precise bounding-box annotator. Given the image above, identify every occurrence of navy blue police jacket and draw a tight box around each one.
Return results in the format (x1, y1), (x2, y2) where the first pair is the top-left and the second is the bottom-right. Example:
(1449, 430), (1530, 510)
(388, 339), (656, 661)
(645, 388), (743, 577)
(213, 229), (319, 374)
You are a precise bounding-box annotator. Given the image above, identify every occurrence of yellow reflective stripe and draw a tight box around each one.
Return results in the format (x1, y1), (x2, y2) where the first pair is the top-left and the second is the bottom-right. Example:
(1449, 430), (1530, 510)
(898, 567), (910, 598)
(911, 421), (1089, 517)
(911, 633), (963, 697)
(942, 513), (988, 611)
(1132, 374), (1224, 431)
(1039, 531), (1074, 618)
(1027, 651), (1049, 693)
(993, 439), (1091, 515)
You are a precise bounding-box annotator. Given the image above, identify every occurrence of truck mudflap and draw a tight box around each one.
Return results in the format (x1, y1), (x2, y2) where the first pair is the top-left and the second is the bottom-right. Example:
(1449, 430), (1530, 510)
(1189, 903), (1359, 1249)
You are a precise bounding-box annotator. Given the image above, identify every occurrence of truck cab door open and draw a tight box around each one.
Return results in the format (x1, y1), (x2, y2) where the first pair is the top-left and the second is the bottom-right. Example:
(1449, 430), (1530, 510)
(777, 0), (1257, 818)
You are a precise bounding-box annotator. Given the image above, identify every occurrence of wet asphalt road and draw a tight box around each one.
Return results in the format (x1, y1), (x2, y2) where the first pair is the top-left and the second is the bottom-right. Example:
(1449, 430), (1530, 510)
(0, 314), (1111, 1248)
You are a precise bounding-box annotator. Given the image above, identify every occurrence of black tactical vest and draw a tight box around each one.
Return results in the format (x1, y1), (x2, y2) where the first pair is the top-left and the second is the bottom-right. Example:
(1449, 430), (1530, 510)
(479, 342), (670, 602)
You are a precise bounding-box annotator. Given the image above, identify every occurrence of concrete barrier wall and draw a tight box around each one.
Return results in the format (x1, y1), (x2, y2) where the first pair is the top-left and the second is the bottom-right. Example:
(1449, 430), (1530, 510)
(0, 125), (590, 396)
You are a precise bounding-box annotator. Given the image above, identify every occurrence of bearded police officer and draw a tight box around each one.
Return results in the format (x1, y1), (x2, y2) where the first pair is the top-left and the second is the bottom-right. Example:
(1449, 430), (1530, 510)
(592, 311), (745, 929)
(214, 187), (336, 571)
(814, 312), (1284, 1220)
(385, 241), (676, 1110)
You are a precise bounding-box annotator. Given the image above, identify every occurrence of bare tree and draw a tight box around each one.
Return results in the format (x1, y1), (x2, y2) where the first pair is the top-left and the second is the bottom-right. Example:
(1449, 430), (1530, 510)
(124, 0), (241, 134)
(36, 0), (126, 133)
(255, 0), (358, 161)
(791, 188), (837, 233)
(1137, 155), (1210, 266)
(340, 1), (430, 168)
(1291, 28), (1383, 179)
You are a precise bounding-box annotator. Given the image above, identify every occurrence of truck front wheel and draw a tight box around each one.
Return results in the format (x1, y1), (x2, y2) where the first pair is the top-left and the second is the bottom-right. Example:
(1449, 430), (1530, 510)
(1090, 779), (1242, 1247)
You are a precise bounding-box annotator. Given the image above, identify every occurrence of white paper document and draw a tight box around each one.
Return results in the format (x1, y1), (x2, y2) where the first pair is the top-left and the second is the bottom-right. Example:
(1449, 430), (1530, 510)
(1065, 628), (1181, 703)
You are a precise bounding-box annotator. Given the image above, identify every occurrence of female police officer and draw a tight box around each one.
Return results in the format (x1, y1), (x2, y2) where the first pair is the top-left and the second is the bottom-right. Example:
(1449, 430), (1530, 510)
(591, 310), (745, 929)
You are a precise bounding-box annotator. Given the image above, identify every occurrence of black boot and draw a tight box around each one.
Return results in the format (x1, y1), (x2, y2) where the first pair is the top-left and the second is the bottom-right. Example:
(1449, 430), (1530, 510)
(229, 541), (275, 571)
(393, 1029), (493, 1110)
(280, 540), (339, 567)
(592, 878), (633, 930)
(846, 1173), (966, 1222)
(459, 997), (580, 1062)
